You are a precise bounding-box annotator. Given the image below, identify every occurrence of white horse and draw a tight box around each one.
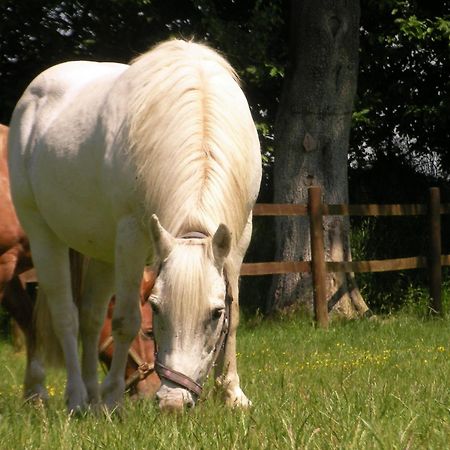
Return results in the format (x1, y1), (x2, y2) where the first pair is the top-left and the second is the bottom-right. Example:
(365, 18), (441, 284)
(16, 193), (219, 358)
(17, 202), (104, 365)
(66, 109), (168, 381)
(8, 39), (261, 412)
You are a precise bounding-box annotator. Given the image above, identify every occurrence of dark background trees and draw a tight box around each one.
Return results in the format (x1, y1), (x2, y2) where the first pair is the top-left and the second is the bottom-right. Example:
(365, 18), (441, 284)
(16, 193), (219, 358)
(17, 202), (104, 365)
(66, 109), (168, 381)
(349, 0), (450, 312)
(353, 0), (450, 175)
(1, 0), (449, 315)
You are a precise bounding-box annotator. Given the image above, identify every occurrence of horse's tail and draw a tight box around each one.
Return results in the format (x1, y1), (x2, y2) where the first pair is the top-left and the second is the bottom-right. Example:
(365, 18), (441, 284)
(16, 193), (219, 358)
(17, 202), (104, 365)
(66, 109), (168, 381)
(69, 249), (89, 309)
(33, 287), (63, 367)
(33, 249), (89, 367)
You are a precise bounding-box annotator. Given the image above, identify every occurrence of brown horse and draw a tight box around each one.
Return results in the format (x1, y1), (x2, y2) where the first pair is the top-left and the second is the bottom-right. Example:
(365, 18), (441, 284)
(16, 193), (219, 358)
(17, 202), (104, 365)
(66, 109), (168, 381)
(0, 124), (159, 400)
(99, 268), (160, 398)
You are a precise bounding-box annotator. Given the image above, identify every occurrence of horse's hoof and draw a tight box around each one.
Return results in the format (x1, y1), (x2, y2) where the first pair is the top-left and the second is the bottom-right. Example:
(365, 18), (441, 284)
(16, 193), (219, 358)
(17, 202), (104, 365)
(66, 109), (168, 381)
(101, 376), (125, 410)
(66, 399), (89, 416)
(23, 386), (49, 404)
(68, 405), (90, 418)
(65, 384), (88, 415)
(224, 388), (252, 409)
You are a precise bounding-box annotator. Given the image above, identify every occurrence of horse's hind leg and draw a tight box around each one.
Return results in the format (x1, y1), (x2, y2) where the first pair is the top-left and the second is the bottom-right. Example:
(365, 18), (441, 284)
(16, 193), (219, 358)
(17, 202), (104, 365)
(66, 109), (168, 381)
(78, 259), (114, 405)
(18, 212), (86, 412)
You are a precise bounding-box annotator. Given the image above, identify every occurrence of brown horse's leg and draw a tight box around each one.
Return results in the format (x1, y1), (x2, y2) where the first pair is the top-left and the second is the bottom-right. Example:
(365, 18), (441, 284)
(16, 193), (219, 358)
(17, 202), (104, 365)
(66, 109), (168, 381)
(0, 252), (34, 347)
(2, 275), (34, 335)
(99, 268), (160, 399)
(3, 276), (48, 400)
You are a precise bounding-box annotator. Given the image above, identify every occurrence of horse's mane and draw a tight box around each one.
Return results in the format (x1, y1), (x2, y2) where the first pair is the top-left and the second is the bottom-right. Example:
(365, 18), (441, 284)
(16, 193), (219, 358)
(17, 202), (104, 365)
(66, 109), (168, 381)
(126, 39), (259, 242)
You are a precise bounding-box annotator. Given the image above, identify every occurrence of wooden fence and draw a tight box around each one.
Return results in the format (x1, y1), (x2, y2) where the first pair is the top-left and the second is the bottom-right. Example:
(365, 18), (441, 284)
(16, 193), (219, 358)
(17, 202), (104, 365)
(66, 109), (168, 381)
(241, 186), (450, 327)
(18, 186), (448, 328)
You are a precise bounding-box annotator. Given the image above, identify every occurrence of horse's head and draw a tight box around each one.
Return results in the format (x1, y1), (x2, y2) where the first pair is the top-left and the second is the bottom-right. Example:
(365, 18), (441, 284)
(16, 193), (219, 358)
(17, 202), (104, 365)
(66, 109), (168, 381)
(98, 268), (160, 399)
(149, 215), (231, 412)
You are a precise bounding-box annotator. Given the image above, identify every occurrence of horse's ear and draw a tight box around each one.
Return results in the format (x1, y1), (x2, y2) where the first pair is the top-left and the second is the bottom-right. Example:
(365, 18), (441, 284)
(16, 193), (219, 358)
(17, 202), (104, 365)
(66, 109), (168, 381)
(150, 214), (175, 259)
(212, 224), (231, 266)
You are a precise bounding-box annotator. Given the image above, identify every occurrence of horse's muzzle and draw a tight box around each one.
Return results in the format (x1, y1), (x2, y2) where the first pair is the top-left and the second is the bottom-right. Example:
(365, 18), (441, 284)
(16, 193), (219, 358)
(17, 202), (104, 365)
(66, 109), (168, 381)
(156, 384), (195, 412)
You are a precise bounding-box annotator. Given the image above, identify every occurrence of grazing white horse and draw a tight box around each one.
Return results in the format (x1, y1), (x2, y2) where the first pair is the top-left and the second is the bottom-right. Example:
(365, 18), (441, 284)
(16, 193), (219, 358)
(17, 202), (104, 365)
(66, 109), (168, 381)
(8, 39), (261, 412)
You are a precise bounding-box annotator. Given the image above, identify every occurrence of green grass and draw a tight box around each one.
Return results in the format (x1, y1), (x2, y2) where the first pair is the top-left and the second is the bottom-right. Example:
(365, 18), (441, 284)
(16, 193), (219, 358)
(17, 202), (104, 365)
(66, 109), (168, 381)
(0, 312), (449, 449)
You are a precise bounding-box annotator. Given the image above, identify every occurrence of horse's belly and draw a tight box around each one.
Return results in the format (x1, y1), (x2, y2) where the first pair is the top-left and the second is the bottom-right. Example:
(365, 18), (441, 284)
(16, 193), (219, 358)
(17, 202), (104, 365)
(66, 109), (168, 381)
(30, 158), (118, 262)
(38, 196), (116, 261)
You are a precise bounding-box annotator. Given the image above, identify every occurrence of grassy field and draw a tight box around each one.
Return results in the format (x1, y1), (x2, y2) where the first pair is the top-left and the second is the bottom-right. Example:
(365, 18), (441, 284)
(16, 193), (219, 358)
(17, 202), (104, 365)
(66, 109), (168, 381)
(0, 310), (449, 449)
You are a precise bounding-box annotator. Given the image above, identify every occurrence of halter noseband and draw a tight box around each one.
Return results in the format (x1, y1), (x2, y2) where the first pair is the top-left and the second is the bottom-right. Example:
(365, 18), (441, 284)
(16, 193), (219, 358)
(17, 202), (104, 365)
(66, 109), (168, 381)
(154, 231), (232, 399)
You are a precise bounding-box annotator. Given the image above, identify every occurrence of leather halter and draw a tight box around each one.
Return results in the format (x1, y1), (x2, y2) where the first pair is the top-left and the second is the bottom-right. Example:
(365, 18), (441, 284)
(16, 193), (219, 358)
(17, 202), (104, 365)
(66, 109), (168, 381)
(154, 231), (232, 398)
(155, 361), (203, 397)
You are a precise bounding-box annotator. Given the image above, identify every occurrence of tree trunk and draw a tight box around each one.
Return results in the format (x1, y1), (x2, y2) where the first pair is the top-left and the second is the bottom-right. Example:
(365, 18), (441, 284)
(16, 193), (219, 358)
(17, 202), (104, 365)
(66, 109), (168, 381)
(268, 0), (369, 317)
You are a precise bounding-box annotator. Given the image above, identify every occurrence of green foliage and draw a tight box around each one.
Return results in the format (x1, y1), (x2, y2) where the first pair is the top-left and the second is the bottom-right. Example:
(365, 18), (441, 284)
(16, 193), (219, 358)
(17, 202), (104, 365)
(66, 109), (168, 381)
(352, 1), (450, 172)
(191, 0), (287, 173)
(2, 0), (448, 176)
(2, 0), (449, 314)
(1, 313), (450, 448)
(395, 14), (450, 41)
(0, 0), (285, 197)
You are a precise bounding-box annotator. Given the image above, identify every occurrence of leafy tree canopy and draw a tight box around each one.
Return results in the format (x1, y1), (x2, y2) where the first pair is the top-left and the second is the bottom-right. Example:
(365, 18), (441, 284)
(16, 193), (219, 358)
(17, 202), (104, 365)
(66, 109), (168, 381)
(0, 0), (286, 176)
(1, 0), (448, 183)
(352, 0), (450, 179)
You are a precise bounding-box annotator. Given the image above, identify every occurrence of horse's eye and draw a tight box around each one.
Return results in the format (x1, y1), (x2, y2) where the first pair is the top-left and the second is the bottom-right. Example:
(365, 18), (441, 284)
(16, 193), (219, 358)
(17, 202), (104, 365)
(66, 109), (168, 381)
(141, 329), (154, 340)
(149, 295), (160, 315)
(212, 308), (224, 321)
(150, 304), (160, 315)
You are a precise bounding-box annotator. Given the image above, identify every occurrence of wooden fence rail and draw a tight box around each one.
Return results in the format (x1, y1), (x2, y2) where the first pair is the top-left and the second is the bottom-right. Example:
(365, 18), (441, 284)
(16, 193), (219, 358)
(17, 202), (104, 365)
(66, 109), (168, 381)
(241, 186), (448, 327)
(19, 187), (447, 328)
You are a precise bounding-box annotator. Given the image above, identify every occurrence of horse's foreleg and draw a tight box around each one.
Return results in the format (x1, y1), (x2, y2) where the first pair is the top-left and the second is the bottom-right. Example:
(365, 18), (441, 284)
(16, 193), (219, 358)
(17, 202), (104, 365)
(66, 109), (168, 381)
(214, 278), (251, 408)
(78, 259), (114, 405)
(101, 216), (147, 409)
(19, 213), (86, 413)
(214, 216), (253, 408)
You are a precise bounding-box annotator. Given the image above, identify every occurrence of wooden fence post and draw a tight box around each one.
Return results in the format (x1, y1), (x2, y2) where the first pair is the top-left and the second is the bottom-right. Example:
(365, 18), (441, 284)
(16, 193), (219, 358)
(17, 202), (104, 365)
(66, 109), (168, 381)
(428, 187), (443, 315)
(308, 186), (328, 328)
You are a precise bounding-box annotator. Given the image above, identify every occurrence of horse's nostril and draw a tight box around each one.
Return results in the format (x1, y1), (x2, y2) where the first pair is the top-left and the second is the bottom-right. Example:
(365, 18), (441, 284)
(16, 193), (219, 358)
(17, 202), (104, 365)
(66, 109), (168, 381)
(185, 399), (195, 409)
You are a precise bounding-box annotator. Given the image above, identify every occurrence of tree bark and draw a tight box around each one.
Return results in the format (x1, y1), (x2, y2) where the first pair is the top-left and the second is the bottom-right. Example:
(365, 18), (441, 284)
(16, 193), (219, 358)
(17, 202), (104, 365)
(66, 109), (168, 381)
(268, 0), (369, 317)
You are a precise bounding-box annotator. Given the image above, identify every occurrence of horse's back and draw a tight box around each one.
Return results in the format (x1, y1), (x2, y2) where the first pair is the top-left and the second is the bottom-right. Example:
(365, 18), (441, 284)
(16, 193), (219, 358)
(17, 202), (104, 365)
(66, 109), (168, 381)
(8, 61), (129, 260)
(10, 60), (126, 147)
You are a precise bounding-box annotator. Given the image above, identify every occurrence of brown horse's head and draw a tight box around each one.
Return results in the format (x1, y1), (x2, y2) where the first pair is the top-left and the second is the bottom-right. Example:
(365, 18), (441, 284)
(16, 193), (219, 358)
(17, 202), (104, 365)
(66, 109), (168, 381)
(99, 268), (160, 398)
